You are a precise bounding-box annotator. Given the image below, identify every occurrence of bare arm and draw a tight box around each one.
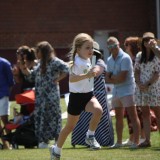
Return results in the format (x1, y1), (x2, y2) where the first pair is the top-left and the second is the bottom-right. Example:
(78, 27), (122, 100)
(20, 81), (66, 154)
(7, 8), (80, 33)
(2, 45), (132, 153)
(54, 72), (68, 83)
(144, 72), (159, 86)
(93, 65), (104, 77)
(134, 68), (141, 85)
(105, 72), (113, 83)
(69, 69), (97, 83)
(135, 67), (159, 92)
(148, 39), (160, 59)
(105, 71), (128, 84)
(14, 115), (23, 125)
(151, 47), (160, 59)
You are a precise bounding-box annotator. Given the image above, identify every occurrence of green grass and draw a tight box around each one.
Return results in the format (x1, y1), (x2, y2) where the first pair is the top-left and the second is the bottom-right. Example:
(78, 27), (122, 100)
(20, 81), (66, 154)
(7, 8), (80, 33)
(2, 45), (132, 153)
(0, 99), (160, 160)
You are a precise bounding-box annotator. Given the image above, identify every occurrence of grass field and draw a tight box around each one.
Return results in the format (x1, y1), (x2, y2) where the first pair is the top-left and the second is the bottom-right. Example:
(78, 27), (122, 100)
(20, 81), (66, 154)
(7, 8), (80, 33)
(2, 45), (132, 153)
(0, 99), (160, 160)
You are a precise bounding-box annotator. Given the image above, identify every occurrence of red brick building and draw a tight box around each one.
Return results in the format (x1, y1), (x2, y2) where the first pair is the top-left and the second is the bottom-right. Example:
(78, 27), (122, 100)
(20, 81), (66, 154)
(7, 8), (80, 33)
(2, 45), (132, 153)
(0, 0), (158, 95)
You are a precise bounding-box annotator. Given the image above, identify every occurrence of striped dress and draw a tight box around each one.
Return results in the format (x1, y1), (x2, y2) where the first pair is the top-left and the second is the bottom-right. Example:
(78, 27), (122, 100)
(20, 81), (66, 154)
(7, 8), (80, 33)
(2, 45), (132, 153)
(71, 59), (114, 147)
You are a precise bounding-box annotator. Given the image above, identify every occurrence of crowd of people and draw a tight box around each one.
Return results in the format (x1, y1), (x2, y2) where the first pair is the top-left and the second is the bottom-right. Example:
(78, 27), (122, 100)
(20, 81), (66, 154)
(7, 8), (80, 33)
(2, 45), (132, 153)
(0, 32), (160, 160)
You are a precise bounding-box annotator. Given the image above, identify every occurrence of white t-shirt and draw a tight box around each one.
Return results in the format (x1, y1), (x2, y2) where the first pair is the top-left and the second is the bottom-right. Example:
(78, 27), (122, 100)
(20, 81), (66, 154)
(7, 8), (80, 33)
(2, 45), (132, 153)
(69, 55), (93, 93)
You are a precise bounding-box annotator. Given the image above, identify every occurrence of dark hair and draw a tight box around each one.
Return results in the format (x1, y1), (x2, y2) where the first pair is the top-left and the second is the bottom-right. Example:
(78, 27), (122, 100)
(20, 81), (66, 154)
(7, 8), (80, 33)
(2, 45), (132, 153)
(24, 48), (36, 61)
(17, 46), (36, 61)
(140, 39), (155, 63)
(17, 46), (30, 55)
(36, 41), (54, 74)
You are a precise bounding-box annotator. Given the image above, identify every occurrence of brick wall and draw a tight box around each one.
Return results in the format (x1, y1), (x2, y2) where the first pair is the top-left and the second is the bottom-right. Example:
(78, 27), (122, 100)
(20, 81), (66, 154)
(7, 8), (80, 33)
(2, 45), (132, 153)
(0, 0), (156, 49)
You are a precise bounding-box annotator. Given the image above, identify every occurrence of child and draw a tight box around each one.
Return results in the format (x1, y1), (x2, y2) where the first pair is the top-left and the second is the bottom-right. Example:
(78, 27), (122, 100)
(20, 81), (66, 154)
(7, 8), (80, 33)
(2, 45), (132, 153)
(71, 41), (114, 147)
(13, 106), (30, 125)
(4, 106), (30, 132)
(50, 33), (103, 160)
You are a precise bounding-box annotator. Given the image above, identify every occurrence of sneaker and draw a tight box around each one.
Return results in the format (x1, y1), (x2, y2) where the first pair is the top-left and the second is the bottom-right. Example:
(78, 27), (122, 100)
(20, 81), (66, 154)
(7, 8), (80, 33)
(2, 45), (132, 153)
(110, 143), (123, 149)
(129, 143), (139, 149)
(85, 135), (101, 150)
(138, 140), (151, 148)
(49, 145), (61, 160)
(139, 138), (145, 144)
(38, 142), (48, 149)
(122, 139), (134, 147)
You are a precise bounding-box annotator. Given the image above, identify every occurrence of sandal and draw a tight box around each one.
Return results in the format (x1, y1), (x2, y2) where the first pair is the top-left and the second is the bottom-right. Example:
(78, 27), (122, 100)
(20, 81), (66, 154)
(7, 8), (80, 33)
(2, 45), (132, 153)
(138, 140), (151, 148)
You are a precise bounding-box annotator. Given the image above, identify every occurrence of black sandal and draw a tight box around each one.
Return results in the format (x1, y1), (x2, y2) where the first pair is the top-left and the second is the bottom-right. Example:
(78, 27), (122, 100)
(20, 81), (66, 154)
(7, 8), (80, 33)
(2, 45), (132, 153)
(138, 140), (151, 148)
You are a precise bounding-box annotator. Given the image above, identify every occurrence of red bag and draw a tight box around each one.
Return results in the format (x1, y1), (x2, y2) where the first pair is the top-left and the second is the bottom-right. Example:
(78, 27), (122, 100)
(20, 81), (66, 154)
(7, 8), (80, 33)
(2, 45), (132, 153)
(15, 90), (35, 104)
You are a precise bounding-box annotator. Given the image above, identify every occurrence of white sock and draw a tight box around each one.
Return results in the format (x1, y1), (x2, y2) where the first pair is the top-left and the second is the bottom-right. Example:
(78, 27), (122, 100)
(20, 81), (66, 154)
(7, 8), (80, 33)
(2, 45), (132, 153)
(86, 130), (95, 137)
(54, 144), (62, 155)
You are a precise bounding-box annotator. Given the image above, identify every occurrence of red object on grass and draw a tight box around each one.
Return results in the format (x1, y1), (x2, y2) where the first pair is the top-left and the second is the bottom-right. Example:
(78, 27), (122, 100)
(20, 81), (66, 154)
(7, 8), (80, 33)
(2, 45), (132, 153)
(15, 90), (35, 104)
(5, 123), (20, 130)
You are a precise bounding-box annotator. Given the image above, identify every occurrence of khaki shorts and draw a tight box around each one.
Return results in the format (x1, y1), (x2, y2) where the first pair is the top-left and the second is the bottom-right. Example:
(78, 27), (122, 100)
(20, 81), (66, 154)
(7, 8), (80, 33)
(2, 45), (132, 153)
(0, 96), (10, 116)
(112, 95), (135, 108)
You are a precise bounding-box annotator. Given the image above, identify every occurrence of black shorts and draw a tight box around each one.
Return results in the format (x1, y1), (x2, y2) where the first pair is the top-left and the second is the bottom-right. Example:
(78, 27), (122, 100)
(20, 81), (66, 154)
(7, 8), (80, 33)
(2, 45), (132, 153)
(67, 92), (94, 116)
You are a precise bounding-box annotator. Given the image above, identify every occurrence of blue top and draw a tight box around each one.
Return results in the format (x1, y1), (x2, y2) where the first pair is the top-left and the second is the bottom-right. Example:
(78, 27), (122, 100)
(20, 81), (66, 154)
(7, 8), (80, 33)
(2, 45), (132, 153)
(106, 48), (135, 97)
(0, 57), (14, 98)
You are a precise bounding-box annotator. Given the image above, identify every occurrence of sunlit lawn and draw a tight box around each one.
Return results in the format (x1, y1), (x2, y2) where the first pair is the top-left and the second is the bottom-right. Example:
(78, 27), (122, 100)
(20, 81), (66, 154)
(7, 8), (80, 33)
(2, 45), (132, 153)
(0, 99), (160, 160)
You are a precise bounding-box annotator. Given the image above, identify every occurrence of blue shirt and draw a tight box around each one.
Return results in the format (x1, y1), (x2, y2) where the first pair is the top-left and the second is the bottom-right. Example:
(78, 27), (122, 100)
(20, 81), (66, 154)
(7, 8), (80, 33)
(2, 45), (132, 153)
(106, 48), (135, 97)
(0, 57), (14, 98)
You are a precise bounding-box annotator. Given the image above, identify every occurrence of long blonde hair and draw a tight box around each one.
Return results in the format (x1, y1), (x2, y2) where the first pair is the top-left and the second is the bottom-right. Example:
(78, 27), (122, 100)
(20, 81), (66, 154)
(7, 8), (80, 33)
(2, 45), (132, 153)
(70, 33), (93, 64)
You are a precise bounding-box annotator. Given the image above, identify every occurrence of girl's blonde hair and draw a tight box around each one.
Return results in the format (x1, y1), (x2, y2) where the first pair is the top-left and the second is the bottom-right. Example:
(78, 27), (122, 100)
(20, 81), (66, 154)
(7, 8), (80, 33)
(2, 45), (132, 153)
(70, 33), (93, 63)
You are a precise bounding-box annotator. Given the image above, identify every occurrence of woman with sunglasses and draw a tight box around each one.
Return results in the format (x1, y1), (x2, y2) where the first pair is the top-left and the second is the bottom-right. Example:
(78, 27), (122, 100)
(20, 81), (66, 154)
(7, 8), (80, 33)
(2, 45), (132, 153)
(134, 32), (160, 147)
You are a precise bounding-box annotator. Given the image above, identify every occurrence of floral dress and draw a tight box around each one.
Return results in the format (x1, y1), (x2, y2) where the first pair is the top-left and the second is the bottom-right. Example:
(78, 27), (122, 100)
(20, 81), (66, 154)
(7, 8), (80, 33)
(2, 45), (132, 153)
(28, 57), (69, 142)
(135, 53), (160, 107)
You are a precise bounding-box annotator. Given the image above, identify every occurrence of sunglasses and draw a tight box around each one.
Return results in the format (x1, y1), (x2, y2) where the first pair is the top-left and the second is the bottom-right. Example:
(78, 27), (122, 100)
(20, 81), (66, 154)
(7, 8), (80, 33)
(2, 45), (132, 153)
(143, 37), (154, 42)
(107, 43), (118, 49)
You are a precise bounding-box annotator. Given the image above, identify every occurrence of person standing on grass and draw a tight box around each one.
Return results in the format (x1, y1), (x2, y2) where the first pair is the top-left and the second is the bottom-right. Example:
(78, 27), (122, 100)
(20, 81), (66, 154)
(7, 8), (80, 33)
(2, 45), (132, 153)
(0, 57), (14, 149)
(134, 32), (160, 148)
(50, 33), (103, 160)
(105, 36), (140, 149)
(19, 41), (69, 149)
(122, 37), (145, 146)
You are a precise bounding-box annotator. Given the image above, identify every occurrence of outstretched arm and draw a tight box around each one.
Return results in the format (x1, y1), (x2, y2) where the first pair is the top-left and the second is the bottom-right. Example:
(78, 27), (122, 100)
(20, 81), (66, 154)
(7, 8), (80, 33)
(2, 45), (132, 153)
(69, 68), (97, 83)
(148, 39), (160, 58)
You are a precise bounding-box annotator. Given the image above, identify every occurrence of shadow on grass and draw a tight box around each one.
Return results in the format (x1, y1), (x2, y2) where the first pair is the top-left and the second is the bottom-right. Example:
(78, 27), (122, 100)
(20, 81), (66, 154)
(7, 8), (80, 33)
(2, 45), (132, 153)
(63, 146), (89, 150)
(150, 147), (160, 151)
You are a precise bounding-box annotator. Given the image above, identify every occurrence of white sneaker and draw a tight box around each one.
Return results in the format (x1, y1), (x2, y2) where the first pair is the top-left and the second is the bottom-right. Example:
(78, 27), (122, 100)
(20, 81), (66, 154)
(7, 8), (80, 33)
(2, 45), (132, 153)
(122, 139), (133, 147)
(139, 138), (145, 144)
(38, 142), (48, 149)
(49, 145), (61, 160)
(85, 135), (101, 150)
(110, 143), (123, 149)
